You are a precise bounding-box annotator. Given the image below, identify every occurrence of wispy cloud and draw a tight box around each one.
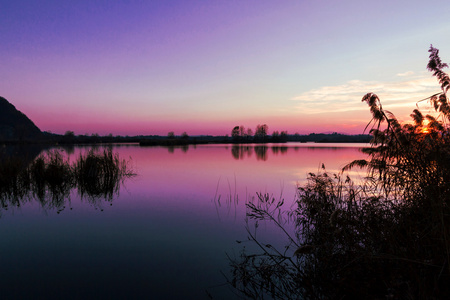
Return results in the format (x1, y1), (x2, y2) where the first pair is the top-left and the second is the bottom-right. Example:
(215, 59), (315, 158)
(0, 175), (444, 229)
(397, 71), (415, 77)
(291, 75), (439, 115)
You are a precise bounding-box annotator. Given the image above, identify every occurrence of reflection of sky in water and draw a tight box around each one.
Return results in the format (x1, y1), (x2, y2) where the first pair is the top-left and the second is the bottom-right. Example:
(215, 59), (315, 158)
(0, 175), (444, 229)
(0, 143), (365, 299)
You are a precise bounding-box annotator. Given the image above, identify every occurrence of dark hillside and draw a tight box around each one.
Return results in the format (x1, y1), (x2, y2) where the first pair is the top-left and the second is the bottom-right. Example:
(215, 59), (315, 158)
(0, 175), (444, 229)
(0, 96), (42, 142)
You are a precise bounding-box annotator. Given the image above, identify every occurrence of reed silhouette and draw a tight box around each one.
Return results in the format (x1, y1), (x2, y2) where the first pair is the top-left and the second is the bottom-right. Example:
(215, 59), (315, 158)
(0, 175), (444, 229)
(0, 148), (135, 214)
(229, 45), (450, 299)
(74, 149), (134, 200)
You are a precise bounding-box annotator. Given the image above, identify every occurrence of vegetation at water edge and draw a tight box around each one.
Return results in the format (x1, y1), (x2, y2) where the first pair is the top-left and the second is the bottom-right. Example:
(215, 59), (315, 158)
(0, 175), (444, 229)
(0, 148), (135, 213)
(229, 45), (450, 299)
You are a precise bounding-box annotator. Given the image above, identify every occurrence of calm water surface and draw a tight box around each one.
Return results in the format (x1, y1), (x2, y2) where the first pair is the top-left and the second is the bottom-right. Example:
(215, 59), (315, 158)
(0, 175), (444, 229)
(0, 143), (366, 299)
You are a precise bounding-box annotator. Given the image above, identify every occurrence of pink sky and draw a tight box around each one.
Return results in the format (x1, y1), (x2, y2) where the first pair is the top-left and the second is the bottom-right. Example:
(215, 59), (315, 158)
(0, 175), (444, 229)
(2, 1), (450, 136)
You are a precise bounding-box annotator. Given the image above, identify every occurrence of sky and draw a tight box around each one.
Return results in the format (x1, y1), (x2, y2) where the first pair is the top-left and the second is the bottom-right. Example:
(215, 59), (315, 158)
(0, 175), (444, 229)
(2, 0), (450, 136)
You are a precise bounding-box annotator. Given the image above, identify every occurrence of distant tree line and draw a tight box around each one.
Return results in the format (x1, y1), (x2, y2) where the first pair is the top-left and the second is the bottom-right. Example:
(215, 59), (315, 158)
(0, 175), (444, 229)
(230, 125), (369, 143)
(231, 124), (289, 142)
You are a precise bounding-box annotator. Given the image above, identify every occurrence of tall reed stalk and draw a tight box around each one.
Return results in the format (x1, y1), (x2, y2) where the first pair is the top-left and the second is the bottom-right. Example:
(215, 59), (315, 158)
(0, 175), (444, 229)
(0, 148), (134, 212)
(229, 45), (450, 299)
(74, 148), (134, 200)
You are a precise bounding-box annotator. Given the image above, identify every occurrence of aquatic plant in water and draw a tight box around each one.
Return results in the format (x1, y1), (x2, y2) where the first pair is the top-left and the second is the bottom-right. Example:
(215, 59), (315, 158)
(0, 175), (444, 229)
(0, 148), (135, 214)
(229, 45), (450, 299)
(74, 148), (135, 201)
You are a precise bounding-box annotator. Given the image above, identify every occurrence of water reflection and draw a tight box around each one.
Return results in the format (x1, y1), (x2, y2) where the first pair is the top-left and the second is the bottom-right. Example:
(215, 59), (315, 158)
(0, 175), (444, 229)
(161, 144), (190, 153)
(254, 145), (268, 161)
(271, 145), (288, 155)
(231, 145), (253, 160)
(0, 143), (370, 299)
(0, 144), (49, 164)
(230, 143), (364, 162)
(231, 145), (269, 161)
(0, 148), (134, 215)
(141, 143), (365, 160)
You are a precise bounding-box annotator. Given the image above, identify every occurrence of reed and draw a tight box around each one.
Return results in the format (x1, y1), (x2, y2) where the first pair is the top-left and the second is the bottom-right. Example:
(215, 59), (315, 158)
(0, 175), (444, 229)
(229, 45), (450, 299)
(0, 148), (134, 211)
(74, 148), (135, 200)
(27, 150), (73, 207)
(0, 156), (30, 205)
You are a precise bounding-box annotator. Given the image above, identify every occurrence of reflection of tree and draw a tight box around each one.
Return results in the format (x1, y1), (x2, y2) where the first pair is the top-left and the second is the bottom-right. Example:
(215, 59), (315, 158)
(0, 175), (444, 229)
(254, 146), (268, 161)
(231, 145), (241, 160)
(0, 148), (134, 215)
(0, 144), (48, 164)
(231, 145), (251, 160)
(231, 145), (293, 160)
(60, 144), (75, 155)
(165, 145), (189, 153)
(271, 146), (279, 155)
(271, 146), (288, 155)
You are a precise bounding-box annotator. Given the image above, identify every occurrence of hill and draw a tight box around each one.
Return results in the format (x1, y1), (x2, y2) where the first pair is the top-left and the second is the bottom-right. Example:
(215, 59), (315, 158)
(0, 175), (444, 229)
(0, 96), (43, 142)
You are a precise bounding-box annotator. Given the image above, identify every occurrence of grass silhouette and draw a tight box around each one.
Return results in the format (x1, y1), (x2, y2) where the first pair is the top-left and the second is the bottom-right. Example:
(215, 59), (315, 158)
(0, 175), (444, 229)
(229, 45), (450, 299)
(0, 148), (135, 213)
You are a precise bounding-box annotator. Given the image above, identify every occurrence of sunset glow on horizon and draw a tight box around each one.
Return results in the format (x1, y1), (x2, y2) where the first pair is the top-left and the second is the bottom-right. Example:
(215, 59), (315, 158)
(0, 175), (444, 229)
(2, 1), (450, 136)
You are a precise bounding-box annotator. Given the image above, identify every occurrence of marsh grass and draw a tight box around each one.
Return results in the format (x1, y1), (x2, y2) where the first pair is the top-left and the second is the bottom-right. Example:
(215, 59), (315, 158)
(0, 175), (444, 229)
(229, 46), (450, 299)
(74, 148), (135, 200)
(0, 148), (135, 212)
(27, 150), (73, 210)
(0, 156), (30, 207)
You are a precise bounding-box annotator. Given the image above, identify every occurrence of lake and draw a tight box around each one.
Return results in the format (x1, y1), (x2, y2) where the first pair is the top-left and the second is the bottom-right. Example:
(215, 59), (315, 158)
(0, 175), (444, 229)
(0, 143), (366, 299)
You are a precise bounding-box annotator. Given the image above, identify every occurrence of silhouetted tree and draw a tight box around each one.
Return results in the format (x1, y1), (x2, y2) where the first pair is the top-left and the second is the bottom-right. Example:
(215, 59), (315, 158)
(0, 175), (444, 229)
(255, 124), (268, 141)
(271, 130), (288, 142)
(62, 130), (75, 143)
(231, 126), (240, 140)
(167, 131), (175, 139)
(239, 125), (246, 138)
(272, 131), (279, 141)
(247, 128), (253, 139)
(64, 131), (75, 137)
(272, 130), (279, 137)
(280, 131), (288, 142)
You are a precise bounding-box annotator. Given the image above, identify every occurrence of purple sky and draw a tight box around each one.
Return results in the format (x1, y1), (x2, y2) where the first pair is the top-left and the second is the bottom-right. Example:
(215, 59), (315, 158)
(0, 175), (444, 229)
(2, 0), (450, 136)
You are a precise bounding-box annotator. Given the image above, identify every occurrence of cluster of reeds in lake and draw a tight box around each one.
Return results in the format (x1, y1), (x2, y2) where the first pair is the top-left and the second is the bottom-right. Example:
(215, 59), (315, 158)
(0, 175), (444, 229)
(0, 148), (134, 213)
(229, 46), (450, 299)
